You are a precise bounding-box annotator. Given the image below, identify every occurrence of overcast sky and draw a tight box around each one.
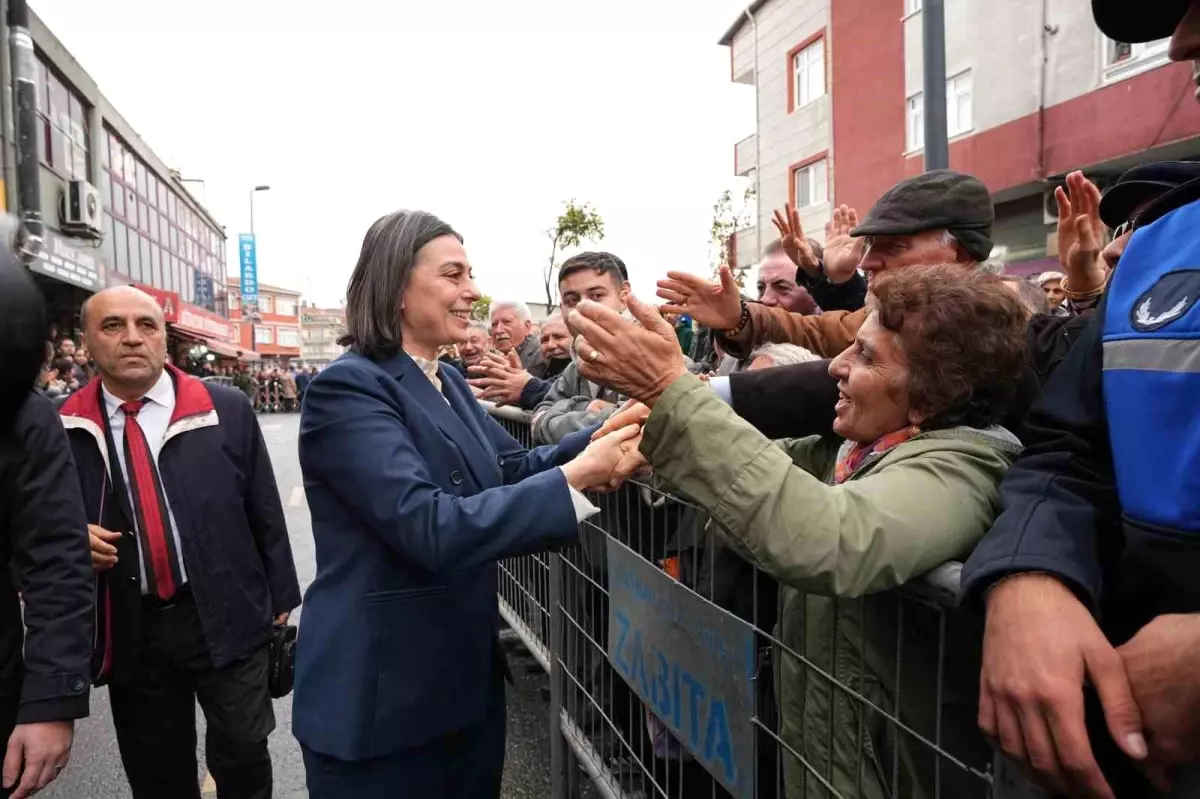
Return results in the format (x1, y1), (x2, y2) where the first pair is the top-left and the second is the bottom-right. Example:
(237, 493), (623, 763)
(33, 0), (756, 310)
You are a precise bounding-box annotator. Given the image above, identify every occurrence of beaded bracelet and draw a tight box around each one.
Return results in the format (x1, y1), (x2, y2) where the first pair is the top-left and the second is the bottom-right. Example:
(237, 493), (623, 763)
(724, 301), (751, 338)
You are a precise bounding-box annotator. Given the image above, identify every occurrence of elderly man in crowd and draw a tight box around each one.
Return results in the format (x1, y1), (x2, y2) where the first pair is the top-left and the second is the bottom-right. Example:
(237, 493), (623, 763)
(961, 2), (1200, 797)
(467, 315), (573, 409)
(768, 203), (868, 313)
(489, 301), (542, 371)
(1036, 271), (1067, 312)
(570, 264), (1028, 798)
(754, 240), (820, 316)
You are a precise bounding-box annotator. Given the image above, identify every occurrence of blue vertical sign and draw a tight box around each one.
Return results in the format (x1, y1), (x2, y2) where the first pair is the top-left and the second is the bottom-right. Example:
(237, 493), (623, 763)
(238, 233), (260, 321)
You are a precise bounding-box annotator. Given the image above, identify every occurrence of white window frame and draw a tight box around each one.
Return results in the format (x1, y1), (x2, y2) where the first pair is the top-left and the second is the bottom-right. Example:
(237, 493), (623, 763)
(791, 38), (826, 110)
(254, 326), (274, 345)
(277, 327), (301, 348)
(792, 159), (828, 209)
(275, 298), (297, 318)
(260, 294), (274, 314)
(904, 0), (923, 17)
(1102, 36), (1170, 82)
(946, 70), (973, 137)
(906, 92), (925, 152)
(906, 70), (974, 153)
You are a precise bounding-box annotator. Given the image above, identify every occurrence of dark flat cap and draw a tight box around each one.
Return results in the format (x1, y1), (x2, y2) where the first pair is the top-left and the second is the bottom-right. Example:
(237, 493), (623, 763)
(1092, 0), (1188, 43)
(851, 169), (994, 260)
(1099, 161), (1200, 228)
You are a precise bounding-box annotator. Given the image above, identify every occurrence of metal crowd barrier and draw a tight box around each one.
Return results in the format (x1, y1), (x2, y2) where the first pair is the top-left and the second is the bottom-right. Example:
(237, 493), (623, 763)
(484, 403), (1042, 799)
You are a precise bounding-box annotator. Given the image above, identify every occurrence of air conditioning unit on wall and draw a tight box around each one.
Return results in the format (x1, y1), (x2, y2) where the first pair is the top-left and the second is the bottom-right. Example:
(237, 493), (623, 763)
(60, 179), (104, 240)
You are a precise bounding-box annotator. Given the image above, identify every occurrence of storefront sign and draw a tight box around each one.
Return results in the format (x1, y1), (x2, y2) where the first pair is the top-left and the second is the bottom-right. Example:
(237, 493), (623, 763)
(135, 284), (179, 322)
(238, 233), (260, 321)
(175, 303), (235, 343)
(29, 229), (103, 291)
(606, 537), (757, 799)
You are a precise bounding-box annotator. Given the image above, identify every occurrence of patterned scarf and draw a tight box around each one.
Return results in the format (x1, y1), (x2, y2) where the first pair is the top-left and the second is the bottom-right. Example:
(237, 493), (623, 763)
(833, 425), (921, 485)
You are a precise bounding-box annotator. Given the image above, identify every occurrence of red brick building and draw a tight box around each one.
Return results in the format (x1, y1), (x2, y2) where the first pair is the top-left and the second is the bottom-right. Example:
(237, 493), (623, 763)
(226, 277), (302, 362)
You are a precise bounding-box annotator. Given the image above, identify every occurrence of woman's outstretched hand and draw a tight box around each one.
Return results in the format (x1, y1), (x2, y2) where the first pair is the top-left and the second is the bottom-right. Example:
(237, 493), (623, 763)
(561, 423), (644, 493)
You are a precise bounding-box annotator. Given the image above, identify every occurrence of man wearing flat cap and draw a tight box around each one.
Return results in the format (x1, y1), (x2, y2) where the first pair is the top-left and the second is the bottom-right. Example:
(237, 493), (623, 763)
(658, 169), (995, 363)
(645, 169), (1041, 441)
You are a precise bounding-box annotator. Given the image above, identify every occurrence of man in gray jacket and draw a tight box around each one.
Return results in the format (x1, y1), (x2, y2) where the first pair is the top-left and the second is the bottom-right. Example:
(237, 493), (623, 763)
(531, 253), (632, 445)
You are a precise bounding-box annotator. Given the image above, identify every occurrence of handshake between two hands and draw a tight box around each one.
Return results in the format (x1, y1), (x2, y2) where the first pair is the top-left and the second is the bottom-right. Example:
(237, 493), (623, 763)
(560, 400), (654, 493)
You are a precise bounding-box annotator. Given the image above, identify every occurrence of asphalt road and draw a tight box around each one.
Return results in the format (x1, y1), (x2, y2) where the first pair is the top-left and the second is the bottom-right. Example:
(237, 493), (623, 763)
(43, 411), (567, 799)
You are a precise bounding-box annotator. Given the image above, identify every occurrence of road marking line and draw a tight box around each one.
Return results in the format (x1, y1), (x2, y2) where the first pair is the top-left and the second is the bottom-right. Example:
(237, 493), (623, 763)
(288, 486), (306, 508)
(260, 423), (283, 431)
(201, 771), (217, 796)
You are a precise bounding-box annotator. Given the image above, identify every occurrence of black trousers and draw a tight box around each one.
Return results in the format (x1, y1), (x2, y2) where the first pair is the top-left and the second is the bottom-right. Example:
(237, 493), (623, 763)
(109, 591), (275, 799)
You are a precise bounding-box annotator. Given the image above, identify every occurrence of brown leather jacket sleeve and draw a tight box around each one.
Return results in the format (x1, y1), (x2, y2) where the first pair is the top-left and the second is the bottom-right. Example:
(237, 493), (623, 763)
(719, 304), (867, 359)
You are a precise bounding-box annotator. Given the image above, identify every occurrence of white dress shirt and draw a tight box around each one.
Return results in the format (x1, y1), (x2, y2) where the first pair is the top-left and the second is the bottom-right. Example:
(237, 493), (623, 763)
(102, 370), (189, 593)
(406, 351), (599, 522)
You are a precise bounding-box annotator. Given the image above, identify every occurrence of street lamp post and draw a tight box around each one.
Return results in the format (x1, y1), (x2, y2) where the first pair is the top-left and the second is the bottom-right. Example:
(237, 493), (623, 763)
(247, 185), (270, 353)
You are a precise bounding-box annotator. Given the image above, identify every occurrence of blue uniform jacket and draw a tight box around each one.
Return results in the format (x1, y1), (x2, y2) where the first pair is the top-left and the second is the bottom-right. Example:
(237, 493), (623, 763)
(292, 350), (592, 760)
(962, 180), (1200, 642)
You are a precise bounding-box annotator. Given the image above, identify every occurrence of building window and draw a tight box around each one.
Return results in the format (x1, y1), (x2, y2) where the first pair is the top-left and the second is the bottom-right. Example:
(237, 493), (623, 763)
(792, 159), (828, 208)
(35, 58), (89, 180)
(1103, 37), (1169, 79)
(254, 327), (274, 345)
(906, 93), (925, 151)
(947, 70), (973, 136)
(102, 127), (224, 299)
(905, 70), (973, 152)
(789, 37), (825, 111)
(277, 328), (301, 348)
(260, 295), (274, 314)
(905, 0), (923, 14)
(275, 298), (297, 317)
(229, 293), (241, 311)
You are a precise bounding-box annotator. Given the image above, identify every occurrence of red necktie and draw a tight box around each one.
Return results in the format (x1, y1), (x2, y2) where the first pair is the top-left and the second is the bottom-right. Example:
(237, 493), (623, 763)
(120, 400), (183, 600)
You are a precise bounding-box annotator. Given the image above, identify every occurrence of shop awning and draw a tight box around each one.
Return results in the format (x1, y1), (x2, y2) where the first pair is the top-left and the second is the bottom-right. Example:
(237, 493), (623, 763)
(169, 325), (257, 361)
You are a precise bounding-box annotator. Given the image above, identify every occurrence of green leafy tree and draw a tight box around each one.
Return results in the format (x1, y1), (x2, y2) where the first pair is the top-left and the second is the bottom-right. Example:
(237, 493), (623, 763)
(709, 184), (757, 288)
(470, 295), (492, 322)
(544, 199), (605, 311)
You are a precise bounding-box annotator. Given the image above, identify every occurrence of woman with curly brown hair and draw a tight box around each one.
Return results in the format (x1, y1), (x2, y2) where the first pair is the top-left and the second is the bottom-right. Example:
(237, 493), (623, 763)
(568, 263), (1030, 798)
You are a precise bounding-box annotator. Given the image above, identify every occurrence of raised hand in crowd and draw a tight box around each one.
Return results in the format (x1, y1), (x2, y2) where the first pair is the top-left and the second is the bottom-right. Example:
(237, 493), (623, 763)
(3, 720), (74, 799)
(1055, 170), (1107, 293)
(570, 295), (688, 406)
(821, 204), (865, 284)
(467, 352), (532, 405)
(560, 423), (643, 493)
(657, 266), (742, 332)
(771, 204), (822, 278)
(979, 573), (1146, 799)
(88, 524), (121, 571)
(1116, 613), (1200, 793)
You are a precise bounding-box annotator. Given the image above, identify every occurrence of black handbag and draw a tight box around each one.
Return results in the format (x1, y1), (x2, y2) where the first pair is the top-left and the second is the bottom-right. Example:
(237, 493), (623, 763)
(268, 621), (297, 699)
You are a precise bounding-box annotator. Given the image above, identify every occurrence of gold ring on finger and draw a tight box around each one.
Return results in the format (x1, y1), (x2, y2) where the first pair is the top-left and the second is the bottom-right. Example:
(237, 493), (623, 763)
(588, 350), (602, 362)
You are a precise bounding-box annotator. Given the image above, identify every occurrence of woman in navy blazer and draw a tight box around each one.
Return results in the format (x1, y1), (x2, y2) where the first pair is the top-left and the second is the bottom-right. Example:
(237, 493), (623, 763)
(293, 210), (640, 799)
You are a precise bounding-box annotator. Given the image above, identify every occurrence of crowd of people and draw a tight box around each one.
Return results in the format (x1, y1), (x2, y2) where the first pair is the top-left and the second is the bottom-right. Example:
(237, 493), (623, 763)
(0, 1), (1196, 798)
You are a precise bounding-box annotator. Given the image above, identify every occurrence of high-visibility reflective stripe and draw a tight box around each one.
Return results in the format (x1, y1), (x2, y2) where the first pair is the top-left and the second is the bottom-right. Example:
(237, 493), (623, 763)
(1103, 338), (1200, 373)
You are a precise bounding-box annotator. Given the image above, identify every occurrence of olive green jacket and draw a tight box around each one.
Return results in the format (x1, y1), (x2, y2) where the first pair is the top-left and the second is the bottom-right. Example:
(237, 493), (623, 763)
(641, 374), (1022, 798)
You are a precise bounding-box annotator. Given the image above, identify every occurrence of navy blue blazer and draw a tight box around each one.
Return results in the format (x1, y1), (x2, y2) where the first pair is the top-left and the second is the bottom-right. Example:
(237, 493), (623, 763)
(293, 350), (592, 760)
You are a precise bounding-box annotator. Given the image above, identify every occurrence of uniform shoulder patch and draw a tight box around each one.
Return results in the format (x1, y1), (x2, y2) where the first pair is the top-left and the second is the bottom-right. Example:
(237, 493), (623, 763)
(1131, 269), (1200, 332)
